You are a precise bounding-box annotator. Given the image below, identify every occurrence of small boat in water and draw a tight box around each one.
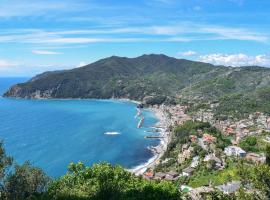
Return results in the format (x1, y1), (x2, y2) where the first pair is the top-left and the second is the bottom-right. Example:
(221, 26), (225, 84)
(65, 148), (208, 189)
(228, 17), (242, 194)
(137, 117), (144, 128)
(135, 108), (142, 118)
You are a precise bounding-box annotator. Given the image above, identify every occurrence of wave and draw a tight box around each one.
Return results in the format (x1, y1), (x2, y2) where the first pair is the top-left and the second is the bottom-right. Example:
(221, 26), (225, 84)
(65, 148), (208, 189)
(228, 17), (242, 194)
(104, 131), (121, 135)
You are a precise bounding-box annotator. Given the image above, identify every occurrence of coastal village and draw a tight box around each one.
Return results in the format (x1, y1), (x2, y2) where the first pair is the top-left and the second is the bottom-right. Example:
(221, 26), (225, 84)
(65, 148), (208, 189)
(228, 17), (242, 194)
(136, 103), (270, 199)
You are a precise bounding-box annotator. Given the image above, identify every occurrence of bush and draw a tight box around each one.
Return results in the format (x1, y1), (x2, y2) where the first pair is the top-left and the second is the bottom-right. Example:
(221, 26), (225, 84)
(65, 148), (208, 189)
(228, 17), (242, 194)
(239, 136), (259, 152)
(47, 162), (181, 200)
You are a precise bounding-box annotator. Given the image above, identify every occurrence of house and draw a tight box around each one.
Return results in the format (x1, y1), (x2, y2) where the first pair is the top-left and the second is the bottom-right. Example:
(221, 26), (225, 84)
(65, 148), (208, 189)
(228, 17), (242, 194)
(167, 171), (179, 178)
(182, 144), (189, 151)
(143, 171), (154, 180)
(154, 172), (166, 179)
(165, 171), (179, 181)
(265, 136), (270, 143)
(182, 167), (195, 177)
(216, 181), (241, 194)
(180, 185), (193, 193)
(204, 154), (221, 163)
(204, 154), (222, 170)
(189, 135), (198, 142)
(224, 146), (246, 157)
(190, 156), (199, 168)
(202, 134), (216, 144)
(178, 147), (194, 164)
(225, 127), (234, 136)
(231, 139), (238, 145)
(188, 186), (214, 200)
(239, 123), (247, 129)
(246, 153), (266, 164)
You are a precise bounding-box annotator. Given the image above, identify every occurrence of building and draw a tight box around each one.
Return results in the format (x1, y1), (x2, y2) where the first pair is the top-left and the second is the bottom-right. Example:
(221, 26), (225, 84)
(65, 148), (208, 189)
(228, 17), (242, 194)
(182, 144), (189, 151)
(165, 171), (179, 181)
(190, 156), (199, 168)
(143, 171), (154, 180)
(154, 172), (166, 179)
(204, 154), (223, 170)
(225, 127), (234, 136)
(204, 154), (221, 163)
(216, 181), (241, 194)
(202, 134), (216, 144)
(188, 186), (215, 200)
(178, 146), (194, 164)
(224, 146), (246, 157)
(182, 167), (195, 177)
(246, 153), (266, 164)
(190, 135), (198, 142)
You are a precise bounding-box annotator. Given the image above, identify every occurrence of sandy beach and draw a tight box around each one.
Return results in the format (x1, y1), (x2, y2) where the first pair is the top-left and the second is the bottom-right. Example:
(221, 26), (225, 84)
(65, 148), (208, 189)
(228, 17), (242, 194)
(129, 106), (171, 175)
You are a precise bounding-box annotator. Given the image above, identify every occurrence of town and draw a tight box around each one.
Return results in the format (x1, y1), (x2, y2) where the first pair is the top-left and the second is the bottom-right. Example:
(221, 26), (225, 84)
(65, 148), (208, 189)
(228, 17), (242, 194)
(142, 103), (270, 199)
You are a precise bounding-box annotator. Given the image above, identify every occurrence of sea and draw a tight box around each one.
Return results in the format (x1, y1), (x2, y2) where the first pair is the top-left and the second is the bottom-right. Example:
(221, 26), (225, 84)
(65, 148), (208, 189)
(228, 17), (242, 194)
(0, 77), (159, 177)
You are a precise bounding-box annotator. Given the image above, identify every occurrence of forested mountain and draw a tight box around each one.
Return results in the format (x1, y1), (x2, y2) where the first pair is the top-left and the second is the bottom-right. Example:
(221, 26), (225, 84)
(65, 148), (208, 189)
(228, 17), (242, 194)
(4, 54), (270, 118)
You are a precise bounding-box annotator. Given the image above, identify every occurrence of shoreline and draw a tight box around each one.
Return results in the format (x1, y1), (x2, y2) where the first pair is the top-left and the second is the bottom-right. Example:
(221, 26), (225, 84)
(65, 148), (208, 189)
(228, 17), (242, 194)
(129, 106), (170, 175)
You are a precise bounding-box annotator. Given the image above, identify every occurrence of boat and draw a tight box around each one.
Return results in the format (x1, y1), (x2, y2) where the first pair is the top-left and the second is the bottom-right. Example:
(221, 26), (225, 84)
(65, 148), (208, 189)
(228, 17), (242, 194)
(137, 117), (144, 128)
(135, 108), (142, 118)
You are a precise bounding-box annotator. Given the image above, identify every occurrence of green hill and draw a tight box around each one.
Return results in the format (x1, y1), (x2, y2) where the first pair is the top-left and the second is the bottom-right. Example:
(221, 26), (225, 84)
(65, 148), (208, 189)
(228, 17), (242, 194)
(4, 54), (270, 118)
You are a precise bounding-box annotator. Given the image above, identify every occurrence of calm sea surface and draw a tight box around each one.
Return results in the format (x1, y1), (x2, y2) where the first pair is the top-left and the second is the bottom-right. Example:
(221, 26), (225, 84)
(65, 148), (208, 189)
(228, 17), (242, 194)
(0, 77), (159, 177)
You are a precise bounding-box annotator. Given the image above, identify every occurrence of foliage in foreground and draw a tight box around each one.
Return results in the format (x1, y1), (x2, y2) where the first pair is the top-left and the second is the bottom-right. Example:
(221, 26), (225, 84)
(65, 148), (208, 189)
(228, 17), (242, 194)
(0, 141), (50, 200)
(0, 140), (181, 200)
(47, 162), (181, 200)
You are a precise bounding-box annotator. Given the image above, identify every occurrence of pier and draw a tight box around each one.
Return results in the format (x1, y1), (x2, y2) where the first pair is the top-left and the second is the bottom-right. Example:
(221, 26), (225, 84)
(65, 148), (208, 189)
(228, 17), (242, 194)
(145, 136), (165, 139)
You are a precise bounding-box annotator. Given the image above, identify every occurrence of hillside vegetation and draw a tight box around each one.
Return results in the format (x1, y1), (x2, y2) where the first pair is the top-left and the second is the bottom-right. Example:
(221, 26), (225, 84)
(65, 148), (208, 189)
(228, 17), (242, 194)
(4, 54), (270, 118)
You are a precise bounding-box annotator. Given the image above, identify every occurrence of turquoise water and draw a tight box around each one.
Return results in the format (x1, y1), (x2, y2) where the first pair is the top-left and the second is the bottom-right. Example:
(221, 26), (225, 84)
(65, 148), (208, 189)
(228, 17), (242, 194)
(0, 78), (159, 177)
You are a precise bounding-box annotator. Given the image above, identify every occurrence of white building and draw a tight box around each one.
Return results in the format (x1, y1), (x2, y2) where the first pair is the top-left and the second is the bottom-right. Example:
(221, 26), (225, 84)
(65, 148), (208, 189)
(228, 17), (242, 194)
(224, 146), (246, 157)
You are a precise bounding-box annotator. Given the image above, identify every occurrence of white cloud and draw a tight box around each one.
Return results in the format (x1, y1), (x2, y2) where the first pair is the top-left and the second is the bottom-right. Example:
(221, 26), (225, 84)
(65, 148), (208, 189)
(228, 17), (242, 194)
(178, 51), (197, 56)
(0, 59), (18, 68)
(0, 23), (268, 46)
(201, 27), (267, 42)
(32, 50), (62, 55)
(0, 0), (88, 18)
(0, 60), (73, 77)
(199, 53), (270, 67)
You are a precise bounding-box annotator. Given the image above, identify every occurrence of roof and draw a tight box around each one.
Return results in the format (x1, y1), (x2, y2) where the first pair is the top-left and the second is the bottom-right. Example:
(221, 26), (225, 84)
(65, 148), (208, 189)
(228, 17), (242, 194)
(225, 146), (246, 154)
(182, 144), (189, 149)
(203, 134), (216, 142)
(204, 154), (221, 163)
(167, 171), (178, 177)
(246, 153), (266, 162)
(216, 181), (241, 194)
(155, 172), (166, 178)
(164, 175), (175, 181)
(183, 167), (195, 174)
(239, 124), (247, 129)
(144, 171), (154, 177)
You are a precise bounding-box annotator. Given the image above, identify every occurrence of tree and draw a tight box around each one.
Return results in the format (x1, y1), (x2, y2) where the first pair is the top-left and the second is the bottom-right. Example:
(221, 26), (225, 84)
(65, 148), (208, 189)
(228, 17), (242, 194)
(0, 141), (13, 179)
(266, 145), (270, 165)
(4, 162), (50, 200)
(48, 162), (181, 200)
(0, 141), (13, 199)
(0, 141), (50, 200)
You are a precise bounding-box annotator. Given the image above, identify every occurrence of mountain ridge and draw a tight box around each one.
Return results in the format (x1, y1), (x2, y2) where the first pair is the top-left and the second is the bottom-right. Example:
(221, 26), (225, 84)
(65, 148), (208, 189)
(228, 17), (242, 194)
(3, 54), (221, 100)
(4, 54), (270, 118)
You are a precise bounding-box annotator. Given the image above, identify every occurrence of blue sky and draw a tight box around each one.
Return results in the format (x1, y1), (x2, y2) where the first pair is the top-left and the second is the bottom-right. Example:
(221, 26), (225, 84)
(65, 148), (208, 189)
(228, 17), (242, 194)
(0, 0), (270, 76)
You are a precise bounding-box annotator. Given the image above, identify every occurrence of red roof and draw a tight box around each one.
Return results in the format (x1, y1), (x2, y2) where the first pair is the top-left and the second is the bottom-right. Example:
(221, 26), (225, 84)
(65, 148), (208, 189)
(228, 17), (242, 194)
(144, 172), (154, 177)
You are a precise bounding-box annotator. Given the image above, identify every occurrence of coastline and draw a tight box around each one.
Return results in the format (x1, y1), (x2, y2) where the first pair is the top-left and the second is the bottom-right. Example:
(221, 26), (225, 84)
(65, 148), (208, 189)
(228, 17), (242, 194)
(129, 106), (170, 175)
